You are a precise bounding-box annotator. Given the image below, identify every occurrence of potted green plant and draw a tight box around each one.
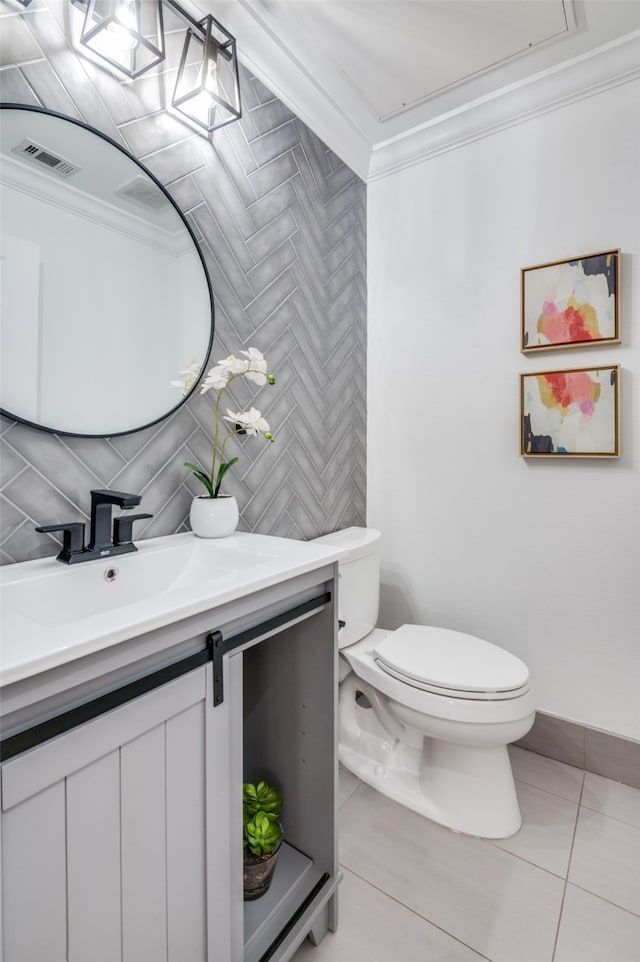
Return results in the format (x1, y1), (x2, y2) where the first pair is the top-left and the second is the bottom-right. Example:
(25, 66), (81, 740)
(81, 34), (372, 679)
(243, 780), (284, 901)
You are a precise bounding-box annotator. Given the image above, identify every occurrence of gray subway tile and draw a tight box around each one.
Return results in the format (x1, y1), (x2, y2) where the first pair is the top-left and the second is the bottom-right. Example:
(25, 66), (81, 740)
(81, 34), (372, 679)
(248, 151), (299, 198)
(249, 121), (299, 167)
(245, 240), (297, 296)
(0, 444), (26, 488)
(0, 6), (366, 564)
(0, 494), (24, 544)
(248, 180), (298, 231)
(246, 208), (297, 263)
(3, 427), (101, 507)
(144, 138), (206, 188)
(0, 14), (44, 67)
(139, 486), (192, 541)
(0, 66), (41, 104)
(58, 437), (126, 487)
(249, 98), (295, 137)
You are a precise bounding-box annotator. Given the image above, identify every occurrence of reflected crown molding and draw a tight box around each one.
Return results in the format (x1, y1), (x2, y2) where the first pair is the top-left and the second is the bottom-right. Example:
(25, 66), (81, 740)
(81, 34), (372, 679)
(1, 155), (192, 256)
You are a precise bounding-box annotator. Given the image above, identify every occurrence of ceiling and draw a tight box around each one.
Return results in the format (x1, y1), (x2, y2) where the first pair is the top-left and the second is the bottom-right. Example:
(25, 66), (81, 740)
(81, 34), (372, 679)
(250, 1), (573, 122)
(194, 0), (640, 177)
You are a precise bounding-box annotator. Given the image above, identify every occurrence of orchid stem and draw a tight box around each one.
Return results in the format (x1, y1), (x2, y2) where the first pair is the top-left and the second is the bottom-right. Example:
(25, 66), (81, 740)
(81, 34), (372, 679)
(210, 387), (225, 492)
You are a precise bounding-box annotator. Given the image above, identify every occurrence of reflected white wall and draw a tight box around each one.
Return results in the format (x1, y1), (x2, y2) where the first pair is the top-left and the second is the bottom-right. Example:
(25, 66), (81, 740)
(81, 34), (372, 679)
(1, 184), (209, 433)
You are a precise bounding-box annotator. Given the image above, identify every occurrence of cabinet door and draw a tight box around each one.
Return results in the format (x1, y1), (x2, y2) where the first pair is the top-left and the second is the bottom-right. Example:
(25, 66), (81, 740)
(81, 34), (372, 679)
(1, 664), (230, 962)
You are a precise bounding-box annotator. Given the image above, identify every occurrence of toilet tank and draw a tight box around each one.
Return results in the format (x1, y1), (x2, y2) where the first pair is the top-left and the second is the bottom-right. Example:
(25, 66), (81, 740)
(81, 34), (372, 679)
(312, 527), (381, 649)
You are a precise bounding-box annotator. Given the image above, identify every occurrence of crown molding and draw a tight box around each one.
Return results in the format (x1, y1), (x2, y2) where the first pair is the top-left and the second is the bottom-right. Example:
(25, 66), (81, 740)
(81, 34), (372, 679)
(212, 0), (639, 186)
(368, 30), (640, 182)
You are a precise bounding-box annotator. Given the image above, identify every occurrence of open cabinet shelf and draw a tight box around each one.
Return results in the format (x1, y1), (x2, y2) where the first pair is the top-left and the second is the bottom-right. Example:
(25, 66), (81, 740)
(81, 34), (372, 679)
(240, 590), (339, 961)
(244, 843), (325, 962)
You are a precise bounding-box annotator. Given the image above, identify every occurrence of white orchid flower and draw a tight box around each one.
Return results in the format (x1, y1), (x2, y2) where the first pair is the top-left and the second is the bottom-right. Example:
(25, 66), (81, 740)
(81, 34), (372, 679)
(201, 354), (249, 393)
(170, 359), (202, 395)
(200, 365), (229, 393)
(181, 346), (276, 500)
(219, 353), (249, 375)
(241, 347), (268, 386)
(224, 407), (271, 438)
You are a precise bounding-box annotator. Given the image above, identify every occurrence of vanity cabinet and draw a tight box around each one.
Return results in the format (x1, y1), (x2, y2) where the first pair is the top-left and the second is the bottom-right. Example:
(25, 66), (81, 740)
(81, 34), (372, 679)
(0, 562), (339, 962)
(2, 666), (221, 962)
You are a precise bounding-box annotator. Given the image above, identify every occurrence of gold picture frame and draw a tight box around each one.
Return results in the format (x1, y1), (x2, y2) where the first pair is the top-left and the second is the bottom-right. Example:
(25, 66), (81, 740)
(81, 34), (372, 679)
(521, 249), (620, 353)
(521, 365), (620, 458)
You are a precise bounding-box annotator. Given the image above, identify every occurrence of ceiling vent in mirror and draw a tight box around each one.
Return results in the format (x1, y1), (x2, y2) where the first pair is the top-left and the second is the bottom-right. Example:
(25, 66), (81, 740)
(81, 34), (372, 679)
(114, 175), (170, 211)
(11, 139), (81, 178)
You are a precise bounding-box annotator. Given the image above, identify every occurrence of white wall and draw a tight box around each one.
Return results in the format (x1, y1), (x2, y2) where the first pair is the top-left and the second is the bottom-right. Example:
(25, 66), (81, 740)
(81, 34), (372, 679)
(367, 80), (640, 740)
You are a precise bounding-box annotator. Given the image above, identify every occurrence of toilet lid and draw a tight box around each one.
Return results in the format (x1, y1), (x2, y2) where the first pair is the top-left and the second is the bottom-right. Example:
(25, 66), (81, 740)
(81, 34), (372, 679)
(373, 625), (530, 696)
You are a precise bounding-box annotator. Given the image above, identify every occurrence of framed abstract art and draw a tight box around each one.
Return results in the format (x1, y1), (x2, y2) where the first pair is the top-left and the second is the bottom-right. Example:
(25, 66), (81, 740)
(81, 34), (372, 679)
(521, 250), (619, 352)
(521, 365), (620, 458)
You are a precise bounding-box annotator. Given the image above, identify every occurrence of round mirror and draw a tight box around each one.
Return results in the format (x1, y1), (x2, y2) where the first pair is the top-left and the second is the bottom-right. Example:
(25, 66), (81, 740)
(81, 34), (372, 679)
(0, 104), (213, 436)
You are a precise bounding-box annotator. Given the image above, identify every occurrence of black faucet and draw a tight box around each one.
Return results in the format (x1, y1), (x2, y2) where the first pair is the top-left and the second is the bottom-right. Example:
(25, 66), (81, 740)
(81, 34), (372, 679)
(36, 489), (152, 564)
(88, 489), (143, 551)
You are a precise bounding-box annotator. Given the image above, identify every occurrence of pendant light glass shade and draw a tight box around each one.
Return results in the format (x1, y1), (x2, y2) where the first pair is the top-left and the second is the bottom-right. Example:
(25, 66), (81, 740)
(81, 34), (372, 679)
(172, 14), (242, 134)
(80, 0), (164, 78)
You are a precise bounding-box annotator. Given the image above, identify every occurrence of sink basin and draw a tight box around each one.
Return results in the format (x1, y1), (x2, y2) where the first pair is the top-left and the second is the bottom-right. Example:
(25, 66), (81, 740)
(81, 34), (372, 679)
(4, 538), (269, 627)
(0, 532), (346, 686)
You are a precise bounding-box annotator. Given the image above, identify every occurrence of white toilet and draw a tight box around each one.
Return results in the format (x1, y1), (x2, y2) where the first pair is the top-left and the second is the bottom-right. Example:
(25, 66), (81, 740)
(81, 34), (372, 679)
(314, 527), (535, 838)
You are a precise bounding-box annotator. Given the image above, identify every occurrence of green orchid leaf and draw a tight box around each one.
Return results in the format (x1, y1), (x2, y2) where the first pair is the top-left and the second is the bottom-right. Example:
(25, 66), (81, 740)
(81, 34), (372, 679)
(184, 462), (214, 498)
(213, 457), (240, 498)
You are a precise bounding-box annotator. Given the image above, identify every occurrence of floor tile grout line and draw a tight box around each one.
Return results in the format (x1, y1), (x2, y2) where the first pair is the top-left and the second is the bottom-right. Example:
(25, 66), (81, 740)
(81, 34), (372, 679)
(512, 773), (584, 805)
(488, 779), (580, 880)
(511, 754), (640, 823)
(551, 770), (585, 961)
(486, 840), (574, 881)
(579, 799), (640, 830)
(338, 787), (361, 811)
(566, 881), (640, 919)
(335, 760), (640, 961)
(336, 863), (493, 961)
(343, 776), (577, 883)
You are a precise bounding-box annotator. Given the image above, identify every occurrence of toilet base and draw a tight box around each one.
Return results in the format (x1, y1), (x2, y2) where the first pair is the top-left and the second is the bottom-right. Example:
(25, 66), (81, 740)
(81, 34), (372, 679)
(339, 676), (523, 839)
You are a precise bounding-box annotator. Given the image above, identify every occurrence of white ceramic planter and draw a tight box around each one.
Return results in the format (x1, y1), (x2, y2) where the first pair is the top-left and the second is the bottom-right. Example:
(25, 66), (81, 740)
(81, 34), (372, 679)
(189, 495), (239, 538)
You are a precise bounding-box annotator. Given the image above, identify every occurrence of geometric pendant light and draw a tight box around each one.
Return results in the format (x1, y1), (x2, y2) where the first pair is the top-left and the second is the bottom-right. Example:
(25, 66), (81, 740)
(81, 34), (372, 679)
(71, 0), (242, 136)
(79, 0), (165, 79)
(172, 14), (242, 134)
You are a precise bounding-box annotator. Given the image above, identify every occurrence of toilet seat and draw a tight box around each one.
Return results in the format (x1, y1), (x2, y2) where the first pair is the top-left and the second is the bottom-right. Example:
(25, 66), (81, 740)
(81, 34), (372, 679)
(373, 625), (530, 701)
(343, 632), (536, 726)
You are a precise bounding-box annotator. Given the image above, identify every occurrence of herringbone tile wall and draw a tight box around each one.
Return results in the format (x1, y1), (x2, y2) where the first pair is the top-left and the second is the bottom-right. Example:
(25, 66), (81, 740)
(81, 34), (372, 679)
(0, 1), (366, 565)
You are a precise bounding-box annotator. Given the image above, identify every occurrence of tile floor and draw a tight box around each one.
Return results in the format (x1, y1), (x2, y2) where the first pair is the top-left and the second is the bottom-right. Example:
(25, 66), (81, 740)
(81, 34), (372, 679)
(294, 747), (640, 962)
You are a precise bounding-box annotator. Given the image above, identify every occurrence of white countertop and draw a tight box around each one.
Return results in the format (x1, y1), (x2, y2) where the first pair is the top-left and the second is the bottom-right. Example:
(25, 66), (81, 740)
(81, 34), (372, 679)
(0, 532), (346, 687)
